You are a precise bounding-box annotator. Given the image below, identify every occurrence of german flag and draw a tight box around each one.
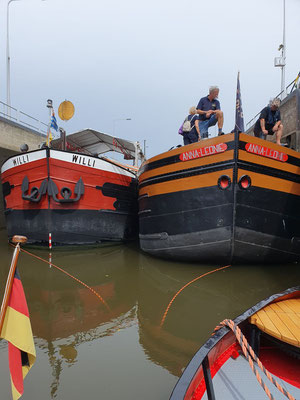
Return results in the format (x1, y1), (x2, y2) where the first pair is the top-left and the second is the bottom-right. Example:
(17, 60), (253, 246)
(0, 268), (36, 400)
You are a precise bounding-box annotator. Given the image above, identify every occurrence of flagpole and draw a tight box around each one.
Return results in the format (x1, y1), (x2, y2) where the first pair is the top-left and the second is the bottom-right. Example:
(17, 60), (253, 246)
(281, 0), (286, 99)
(0, 235), (27, 334)
(46, 99), (53, 146)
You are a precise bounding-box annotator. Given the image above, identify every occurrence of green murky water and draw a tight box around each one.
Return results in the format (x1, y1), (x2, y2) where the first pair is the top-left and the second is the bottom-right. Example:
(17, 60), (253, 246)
(0, 228), (299, 399)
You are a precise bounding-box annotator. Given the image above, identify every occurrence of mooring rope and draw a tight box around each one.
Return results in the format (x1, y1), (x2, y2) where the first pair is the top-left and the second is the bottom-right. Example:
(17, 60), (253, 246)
(10, 244), (111, 312)
(160, 264), (231, 328)
(215, 319), (295, 400)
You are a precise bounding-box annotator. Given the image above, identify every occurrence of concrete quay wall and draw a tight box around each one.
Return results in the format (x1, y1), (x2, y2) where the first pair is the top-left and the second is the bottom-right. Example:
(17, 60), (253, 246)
(0, 116), (45, 152)
(0, 116), (46, 229)
(246, 89), (300, 150)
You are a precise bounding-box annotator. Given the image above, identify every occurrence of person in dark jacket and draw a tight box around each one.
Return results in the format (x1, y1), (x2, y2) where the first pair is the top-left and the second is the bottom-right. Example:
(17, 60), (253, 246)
(253, 98), (283, 145)
(181, 107), (201, 145)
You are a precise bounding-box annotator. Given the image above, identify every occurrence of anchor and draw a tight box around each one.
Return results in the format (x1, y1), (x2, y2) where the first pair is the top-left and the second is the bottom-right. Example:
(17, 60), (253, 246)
(21, 176), (48, 203)
(47, 177), (84, 203)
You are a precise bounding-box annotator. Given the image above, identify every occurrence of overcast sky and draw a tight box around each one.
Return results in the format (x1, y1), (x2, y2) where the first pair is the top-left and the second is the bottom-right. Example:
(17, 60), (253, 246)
(0, 0), (300, 158)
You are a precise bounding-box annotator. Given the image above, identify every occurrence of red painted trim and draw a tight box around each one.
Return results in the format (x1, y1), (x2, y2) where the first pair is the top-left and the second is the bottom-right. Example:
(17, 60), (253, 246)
(245, 143), (288, 162)
(260, 348), (300, 389)
(191, 342), (240, 399)
(180, 143), (227, 162)
(1, 158), (47, 180)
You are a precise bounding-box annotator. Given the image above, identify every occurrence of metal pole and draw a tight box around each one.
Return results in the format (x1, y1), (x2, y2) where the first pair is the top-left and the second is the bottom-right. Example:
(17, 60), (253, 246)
(6, 0), (12, 117)
(6, 0), (45, 117)
(281, 0), (286, 99)
(0, 235), (27, 335)
(134, 142), (139, 168)
(46, 99), (53, 146)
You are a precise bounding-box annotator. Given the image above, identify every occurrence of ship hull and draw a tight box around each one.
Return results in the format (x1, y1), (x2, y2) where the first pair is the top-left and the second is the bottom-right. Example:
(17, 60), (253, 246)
(1, 148), (138, 244)
(138, 133), (300, 263)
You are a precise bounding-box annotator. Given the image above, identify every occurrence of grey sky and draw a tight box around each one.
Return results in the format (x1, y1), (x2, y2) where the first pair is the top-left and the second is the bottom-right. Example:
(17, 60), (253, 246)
(0, 0), (300, 158)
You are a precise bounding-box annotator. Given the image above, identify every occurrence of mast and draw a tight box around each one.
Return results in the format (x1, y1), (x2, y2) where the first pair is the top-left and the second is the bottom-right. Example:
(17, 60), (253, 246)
(281, 0), (286, 99)
(274, 0), (286, 99)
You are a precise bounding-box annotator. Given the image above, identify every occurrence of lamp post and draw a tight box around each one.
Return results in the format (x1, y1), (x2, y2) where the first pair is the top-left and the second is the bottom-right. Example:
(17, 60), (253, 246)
(113, 118), (132, 136)
(6, 0), (20, 117)
(6, 0), (45, 117)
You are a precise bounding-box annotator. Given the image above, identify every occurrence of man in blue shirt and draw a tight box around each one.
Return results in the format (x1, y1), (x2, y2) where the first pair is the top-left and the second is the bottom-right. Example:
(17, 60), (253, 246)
(196, 86), (224, 138)
(253, 98), (283, 145)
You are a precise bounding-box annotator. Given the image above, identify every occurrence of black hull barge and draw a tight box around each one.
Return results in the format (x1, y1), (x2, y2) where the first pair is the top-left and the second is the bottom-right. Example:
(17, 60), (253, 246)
(138, 132), (300, 263)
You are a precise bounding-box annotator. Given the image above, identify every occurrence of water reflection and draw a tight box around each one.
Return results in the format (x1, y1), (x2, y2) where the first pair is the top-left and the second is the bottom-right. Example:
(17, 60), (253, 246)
(0, 228), (299, 400)
(137, 255), (300, 378)
(4, 240), (139, 399)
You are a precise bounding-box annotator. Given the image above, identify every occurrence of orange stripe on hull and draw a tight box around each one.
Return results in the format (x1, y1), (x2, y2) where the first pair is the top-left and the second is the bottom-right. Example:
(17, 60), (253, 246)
(239, 149), (300, 174)
(139, 169), (233, 197)
(238, 169), (300, 196)
(140, 150), (234, 182)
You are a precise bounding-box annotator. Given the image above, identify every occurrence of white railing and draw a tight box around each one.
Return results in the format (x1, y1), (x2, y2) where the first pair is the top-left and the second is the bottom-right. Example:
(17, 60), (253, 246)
(246, 73), (300, 129)
(0, 100), (48, 135)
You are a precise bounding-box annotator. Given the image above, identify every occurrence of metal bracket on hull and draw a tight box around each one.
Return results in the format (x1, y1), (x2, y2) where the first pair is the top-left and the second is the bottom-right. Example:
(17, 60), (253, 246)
(21, 176), (48, 203)
(139, 232), (168, 240)
(47, 177), (85, 203)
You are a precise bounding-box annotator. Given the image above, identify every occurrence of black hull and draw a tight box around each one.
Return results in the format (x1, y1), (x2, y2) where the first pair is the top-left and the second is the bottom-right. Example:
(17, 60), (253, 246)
(140, 185), (300, 263)
(5, 209), (138, 244)
(140, 229), (299, 264)
(139, 133), (300, 263)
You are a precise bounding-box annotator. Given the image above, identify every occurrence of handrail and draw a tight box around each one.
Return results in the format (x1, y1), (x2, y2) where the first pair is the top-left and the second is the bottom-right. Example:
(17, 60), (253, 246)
(19, 110), (40, 122)
(0, 100), (48, 134)
(246, 73), (300, 129)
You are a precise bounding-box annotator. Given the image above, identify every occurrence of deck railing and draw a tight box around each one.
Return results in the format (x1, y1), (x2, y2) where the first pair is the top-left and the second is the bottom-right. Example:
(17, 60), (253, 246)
(0, 100), (48, 135)
(246, 73), (300, 129)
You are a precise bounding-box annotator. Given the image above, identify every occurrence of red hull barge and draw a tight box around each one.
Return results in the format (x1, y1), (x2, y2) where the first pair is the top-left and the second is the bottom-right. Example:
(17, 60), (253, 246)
(1, 130), (143, 245)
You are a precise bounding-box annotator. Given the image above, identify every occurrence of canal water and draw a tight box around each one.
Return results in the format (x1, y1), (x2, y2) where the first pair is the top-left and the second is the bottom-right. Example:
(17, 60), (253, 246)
(0, 228), (299, 400)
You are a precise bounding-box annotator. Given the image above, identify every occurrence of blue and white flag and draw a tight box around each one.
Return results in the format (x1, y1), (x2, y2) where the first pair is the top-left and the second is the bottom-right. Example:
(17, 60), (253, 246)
(50, 111), (58, 131)
(234, 72), (245, 133)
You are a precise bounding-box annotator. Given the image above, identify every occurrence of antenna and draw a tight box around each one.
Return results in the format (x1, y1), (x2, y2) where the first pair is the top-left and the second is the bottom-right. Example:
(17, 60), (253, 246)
(274, 0), (286, 99)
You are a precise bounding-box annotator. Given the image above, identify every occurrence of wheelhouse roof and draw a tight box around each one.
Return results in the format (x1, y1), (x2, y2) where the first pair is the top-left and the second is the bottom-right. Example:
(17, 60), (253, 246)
(52, 129), (143, 162)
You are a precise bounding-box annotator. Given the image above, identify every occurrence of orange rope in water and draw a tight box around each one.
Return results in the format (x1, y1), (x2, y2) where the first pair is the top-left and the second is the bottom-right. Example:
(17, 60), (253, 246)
(11, 245), (111, 312)
(215, 319), (295, 400)
(160, 264), (231, 328)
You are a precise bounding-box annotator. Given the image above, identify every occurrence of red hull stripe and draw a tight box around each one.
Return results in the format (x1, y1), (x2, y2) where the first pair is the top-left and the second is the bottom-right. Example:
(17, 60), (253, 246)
(8, 272), (29, 317)
(8, 342), (24, 397)
(1, 150), (47, 174)
(193, 342), (240, 399)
